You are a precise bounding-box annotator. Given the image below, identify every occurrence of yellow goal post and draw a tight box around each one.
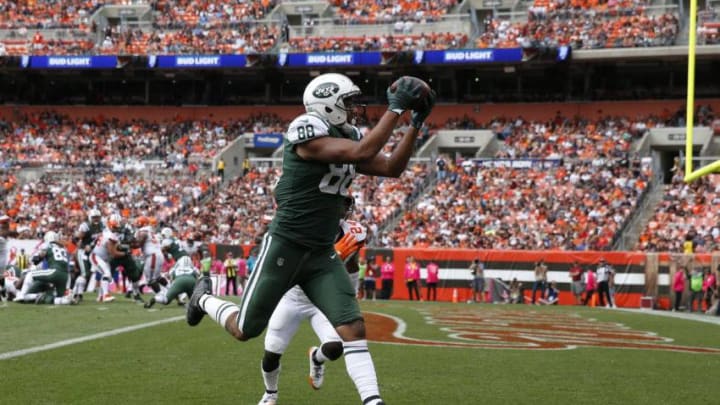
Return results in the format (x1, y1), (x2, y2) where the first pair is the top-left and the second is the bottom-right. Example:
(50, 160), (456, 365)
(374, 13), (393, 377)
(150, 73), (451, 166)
(684, 0), (720, 182)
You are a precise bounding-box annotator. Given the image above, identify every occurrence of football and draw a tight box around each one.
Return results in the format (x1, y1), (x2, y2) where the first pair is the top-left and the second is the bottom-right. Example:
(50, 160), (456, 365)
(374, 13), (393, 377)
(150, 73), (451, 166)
(388, 76), (433, 110)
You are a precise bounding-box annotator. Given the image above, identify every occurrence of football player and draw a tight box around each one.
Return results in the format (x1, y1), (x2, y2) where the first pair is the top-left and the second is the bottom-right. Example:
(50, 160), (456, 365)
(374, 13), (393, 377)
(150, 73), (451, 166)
(144, 256), (198, 308)
(110, 215), (142, 298)
(259, 208), (366, 405)
(14, 231), (75, 305)
(186, 74), (434, 405)
(1, 264), (21, 302)
(87, 214), (127, 302)
(73, 209), (104, 299)
(161, 227), (189, 264)
(134, 216), (165, 298)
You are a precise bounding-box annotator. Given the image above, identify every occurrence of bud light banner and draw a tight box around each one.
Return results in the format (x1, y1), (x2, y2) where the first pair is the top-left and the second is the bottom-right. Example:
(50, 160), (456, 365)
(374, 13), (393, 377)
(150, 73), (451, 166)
(253, 133), (284, 148)
(151, 54), (247, 68)
(421, 48), (523, 64)
(282, 52), (382, 67)
(23, 55), (119, 69)
(20, 48), (525, 70)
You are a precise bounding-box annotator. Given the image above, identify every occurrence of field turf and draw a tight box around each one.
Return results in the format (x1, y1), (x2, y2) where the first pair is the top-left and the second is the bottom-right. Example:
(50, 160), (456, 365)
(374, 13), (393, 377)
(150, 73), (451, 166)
(2, 297), (719, 405)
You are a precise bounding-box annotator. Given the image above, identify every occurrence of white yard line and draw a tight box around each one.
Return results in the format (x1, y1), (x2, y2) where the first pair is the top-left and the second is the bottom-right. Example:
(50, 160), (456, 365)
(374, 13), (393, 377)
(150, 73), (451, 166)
(0, 316), (184, 360)
(615, 308), (720, 326)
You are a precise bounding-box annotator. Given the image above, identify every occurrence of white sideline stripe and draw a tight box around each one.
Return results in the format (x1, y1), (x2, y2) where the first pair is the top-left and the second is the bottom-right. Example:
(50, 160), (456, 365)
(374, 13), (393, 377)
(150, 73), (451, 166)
(0, 316), (184, 360)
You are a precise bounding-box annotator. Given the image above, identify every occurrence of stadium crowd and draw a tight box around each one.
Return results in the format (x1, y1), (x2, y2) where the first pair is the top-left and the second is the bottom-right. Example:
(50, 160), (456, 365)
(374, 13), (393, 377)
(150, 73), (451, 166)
(699, 4), (720, 45)
(287, 32), (468, 52)
(379, 156), (651, 250)
(637, 165), (720, 253)
(0, 0), (99, 29)
(0, 109), (672, 253)
(0, 105), (715, 257)
(489, 114), (650, 159)
(152, 0), (276, 29)
(331, 0), (460, 24)
(0, 0), (684, 55)
(478, 12), (679, 49)
(0, 168), (220, 241)
(172, 166), (280, 245)
(0, 110), (285, 166)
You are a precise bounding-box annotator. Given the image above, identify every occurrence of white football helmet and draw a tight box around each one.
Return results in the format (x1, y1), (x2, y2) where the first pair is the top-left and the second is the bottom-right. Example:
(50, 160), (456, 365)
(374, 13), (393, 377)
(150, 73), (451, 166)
(88, 209), (102, 224)
(108, 213), (123, 231)
(44, 231), (59, 243)
(161, 227), (174, 239)
(303, 73), (361, 126)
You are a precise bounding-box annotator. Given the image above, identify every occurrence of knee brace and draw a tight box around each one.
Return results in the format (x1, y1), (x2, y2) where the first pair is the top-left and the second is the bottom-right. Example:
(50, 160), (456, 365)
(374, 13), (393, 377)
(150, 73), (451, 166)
(262, 351), (282, 372)
(321, 341), (344, 361)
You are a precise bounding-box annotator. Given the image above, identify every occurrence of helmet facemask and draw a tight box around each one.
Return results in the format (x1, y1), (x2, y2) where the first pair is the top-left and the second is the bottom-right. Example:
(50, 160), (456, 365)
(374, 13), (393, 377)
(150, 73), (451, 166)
(339, 93), (367, 127)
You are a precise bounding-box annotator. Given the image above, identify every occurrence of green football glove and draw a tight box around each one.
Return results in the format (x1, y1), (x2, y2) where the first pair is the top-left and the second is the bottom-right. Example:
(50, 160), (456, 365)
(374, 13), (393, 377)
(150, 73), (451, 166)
(411, 89), (436, 129)
(386, 76), (425, 115)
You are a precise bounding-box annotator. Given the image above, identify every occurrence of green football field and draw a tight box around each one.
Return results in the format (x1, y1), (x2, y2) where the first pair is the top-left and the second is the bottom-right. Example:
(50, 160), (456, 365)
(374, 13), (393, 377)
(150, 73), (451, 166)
(2, 297), (719, 405)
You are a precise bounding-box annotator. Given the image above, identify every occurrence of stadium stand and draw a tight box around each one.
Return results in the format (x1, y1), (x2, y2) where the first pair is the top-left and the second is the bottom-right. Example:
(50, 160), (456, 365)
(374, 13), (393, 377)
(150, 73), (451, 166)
(479, 8), (679, 49)
(0, 167), (220, 241)
(330, 0), (460, 25)
(0, 0), (685, 55)
(699, 3), (720, 45)
(381, 156), (651, 250)
(172, 165), (280, 244)
(637, 169), (720, 253)
(0, 110), (285, 166)
(287, 31), (468, 52)
(2, 102), (702, 251)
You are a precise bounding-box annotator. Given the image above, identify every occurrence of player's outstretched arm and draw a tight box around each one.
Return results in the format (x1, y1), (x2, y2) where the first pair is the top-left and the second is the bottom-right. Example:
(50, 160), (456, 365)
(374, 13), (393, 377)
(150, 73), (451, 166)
(296, 110), (401, 164)
(357, 126), (419, 178)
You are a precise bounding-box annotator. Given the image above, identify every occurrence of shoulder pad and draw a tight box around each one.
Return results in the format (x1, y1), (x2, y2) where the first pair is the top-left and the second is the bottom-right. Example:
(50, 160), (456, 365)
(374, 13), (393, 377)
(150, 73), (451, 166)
(78, 222), (90, 232)
(286, 114), (330, 145)
(340, 220), (367, 243)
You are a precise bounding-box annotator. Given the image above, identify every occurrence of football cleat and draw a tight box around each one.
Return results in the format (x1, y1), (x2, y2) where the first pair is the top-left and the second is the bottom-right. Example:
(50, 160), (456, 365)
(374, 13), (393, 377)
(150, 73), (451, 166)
(144, 297), (156, 309)
(308, 346), (325, 390)
(102, 294), (115, 303)
(186, 276), (212, 326)
(257, 391), (278, 405)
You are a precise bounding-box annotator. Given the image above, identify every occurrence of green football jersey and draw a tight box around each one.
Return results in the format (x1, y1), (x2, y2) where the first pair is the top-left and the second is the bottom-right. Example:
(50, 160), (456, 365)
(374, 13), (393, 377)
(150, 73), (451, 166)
(162, 238), (188, 261)
(43, 242), (70, 273)
(269, 113), (361, 248)
(78, 221), (105, 249)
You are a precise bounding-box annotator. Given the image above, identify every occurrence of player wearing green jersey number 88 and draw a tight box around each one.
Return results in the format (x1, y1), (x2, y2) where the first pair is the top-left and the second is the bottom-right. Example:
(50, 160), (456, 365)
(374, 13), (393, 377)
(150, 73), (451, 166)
(187, 74), (435, 405)
(15, 231), (76, 305)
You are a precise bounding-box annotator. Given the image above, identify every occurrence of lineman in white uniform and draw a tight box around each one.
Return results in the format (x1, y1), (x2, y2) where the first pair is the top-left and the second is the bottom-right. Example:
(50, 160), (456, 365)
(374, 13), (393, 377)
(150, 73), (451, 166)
(134, 217), (165, 295)
(258, 217), (367, 405)
(89, 214), (126, 302)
